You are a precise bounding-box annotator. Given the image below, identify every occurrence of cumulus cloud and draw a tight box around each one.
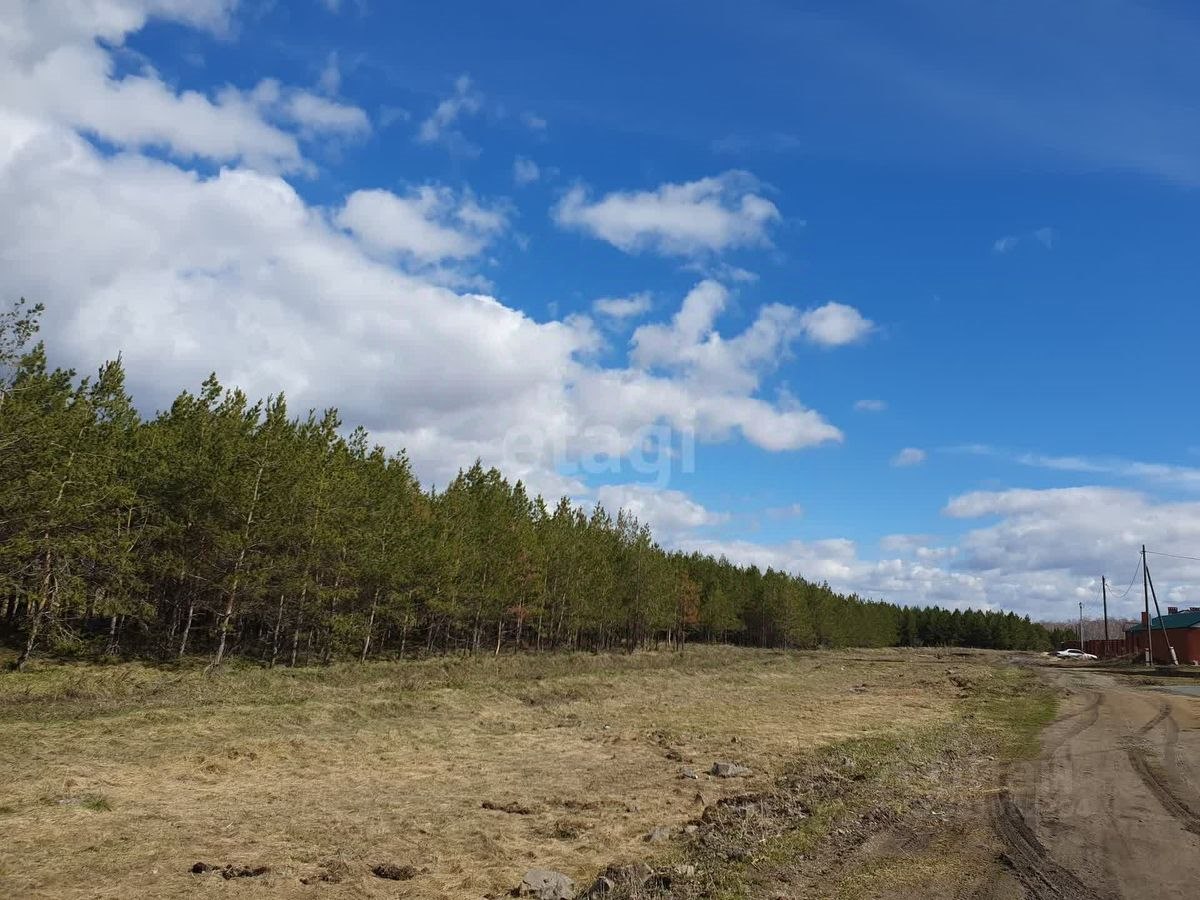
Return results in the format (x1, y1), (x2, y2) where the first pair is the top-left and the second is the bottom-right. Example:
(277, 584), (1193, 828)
(892, 447), (927, 467)
(941, 486), (1200, 613)
(854, 398), (887, 412)
(513, 156), (540, 186)
(628, 282), (873, 400)
(678, 482), (1200, 621)
(0, 4), (867, 503)
(417, 74), (482, 156)
(552, 171), (780, 256)
(0, 3), (372, 174)
(273, 86), (370, 137)
(593, 293), (652, 321)
(4, 0), (235, 59)
(5, 43), (296, 170)
(682, 535), (978, 605)
(335, 186), (507, 263)
(798, 302), (874, 347)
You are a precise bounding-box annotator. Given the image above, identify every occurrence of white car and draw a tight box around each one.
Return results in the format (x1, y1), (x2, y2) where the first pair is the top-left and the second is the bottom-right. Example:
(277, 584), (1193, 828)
(1054, 648), (1098, 661)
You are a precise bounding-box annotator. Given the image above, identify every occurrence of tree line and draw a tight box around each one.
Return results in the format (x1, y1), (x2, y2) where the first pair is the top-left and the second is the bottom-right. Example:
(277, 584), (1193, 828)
(0, 300), (1054, 670)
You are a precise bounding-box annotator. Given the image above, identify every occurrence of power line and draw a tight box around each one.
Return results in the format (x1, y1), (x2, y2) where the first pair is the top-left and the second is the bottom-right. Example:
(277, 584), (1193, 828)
(1105, 556), (1143, 601)
(1145, 549), (1200, 564)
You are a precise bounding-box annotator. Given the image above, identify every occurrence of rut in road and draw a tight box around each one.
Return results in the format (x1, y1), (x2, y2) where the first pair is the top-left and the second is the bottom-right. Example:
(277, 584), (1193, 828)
(1135, 702), (1170, 736)
(1126, 702), (1200, 838)
(1126, 751), (1200, 837)
(988, 791), (1114, 900)
(1042, 692), (1102, 755)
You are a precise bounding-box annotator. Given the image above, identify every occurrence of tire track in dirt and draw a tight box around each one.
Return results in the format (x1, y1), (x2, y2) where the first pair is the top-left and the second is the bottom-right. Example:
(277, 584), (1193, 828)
(1163, 707), (1180, 773)
(1008, 669), (1200, 898)
(1127, 702), (1200, 838)
(1135, 702), (1170, 736)
(972, 690), (1111, 899)
(1043, 692), (1102, 756)
(1126, 748), (1200, 838)
(988, 790), (1114, 900)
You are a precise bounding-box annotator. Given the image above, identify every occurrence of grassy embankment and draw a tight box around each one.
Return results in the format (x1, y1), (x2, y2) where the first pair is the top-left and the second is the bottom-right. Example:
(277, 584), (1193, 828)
(0, 645), (1054, 899)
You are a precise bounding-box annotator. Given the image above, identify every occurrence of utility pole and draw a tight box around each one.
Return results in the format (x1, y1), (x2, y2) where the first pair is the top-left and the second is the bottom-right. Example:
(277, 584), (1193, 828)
(1144, 559), (1179, 667)
(1143, 545), (1152, 666)
(1078, 601), (1084, 649)
(1102, 576), (1109, 642)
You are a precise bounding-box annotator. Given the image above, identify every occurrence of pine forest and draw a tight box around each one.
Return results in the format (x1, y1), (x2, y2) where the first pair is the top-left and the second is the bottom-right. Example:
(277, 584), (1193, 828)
(0, 299), (1054, 670)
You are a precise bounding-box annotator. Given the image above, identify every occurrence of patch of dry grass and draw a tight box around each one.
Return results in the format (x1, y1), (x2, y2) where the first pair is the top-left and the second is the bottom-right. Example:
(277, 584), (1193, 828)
(0, 646), (979, 898)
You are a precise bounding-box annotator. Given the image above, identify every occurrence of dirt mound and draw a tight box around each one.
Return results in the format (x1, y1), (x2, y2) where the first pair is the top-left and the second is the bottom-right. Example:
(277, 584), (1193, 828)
(372, 862), (417, 881)
(190, 862), (270, 879)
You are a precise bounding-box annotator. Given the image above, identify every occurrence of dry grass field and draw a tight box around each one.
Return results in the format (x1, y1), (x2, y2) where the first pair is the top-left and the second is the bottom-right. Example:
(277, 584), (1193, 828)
(0, 646), (1036, 899)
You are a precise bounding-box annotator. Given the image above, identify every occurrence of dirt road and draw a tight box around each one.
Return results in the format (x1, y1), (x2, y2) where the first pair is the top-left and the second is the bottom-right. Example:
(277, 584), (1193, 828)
(822, 665), (1200, 900)
(988, 667), (1200, 899)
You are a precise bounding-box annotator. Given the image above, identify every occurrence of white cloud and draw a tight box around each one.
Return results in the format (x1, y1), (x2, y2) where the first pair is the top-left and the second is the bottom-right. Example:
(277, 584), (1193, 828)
(1, 3), (873, 551)
(317, 51), (340, 95)
(553, 171), (780, 256)
(335, 186), (507, 264)
(628, 281), (866, 410)
(880, 533), (937, 554)
(573, 481), (1200, 623)
(678, 483), (1197, 621)
(631, 280), (731, 368)
(573, 287), (846, 452)
(278, 88), (370, 136)
(23, 1), (1185, 629)
(938, 486), (1200, 615)
(892, 447), (927, 467)
(798, 302), (874, 347)
(0, 9), (854, 498)
(689, 533), (997, 613)
(6, 42), (299, 170)
(684, 535), (980, 606)
(417, 74), (482, 156)
(0, 3), (370, 173)
(3, 0), (235, 59)
(854, 398), (887, 412)
(513, 156), (540, 186)
(593, 293), (652, 321)
(594, 484), (726, 538)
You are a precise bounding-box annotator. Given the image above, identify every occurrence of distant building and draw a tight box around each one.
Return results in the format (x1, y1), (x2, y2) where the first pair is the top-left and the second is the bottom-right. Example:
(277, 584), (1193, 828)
(1125, 607), (1200, 665)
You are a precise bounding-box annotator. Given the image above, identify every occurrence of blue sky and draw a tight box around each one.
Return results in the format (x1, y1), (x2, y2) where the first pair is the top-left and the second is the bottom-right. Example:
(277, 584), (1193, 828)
(5, 0), (1200, 620)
